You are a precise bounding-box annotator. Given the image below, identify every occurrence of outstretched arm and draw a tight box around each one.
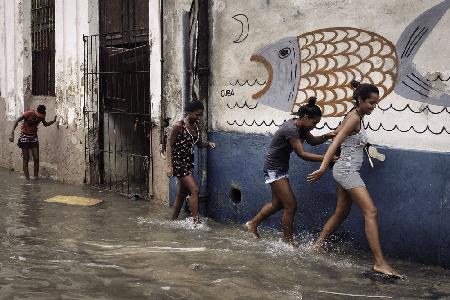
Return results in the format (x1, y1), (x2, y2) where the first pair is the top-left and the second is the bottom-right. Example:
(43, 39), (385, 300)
(9, 116), (25, 142)
(196, 126), (216, 149)
(307, 114), (359, 182)
(43, 115), (57, 127)
(290, 137), (324, 162)
(305, 131), (336, 146)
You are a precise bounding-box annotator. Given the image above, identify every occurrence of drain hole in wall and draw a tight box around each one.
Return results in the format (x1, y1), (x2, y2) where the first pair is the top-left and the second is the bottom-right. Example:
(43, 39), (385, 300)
(229, 188), (242, 204)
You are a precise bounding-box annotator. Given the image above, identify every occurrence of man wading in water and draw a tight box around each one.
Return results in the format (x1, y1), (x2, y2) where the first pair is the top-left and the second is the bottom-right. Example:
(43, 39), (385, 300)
(9, 105), (57, 180)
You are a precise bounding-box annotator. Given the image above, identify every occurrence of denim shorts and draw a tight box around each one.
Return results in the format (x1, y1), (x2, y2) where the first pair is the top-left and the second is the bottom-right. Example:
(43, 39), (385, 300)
(263, 169), (289, 184)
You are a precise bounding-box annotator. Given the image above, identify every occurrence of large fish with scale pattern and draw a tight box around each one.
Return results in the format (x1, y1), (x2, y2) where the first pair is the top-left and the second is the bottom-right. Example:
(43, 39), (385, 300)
(250, 0), (450, 117)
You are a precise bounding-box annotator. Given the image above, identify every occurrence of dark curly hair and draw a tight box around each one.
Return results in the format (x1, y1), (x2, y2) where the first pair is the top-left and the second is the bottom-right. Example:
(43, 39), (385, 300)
(296, 97), (322, 118)
(37, 105), (46, 114)
(351, 80), (379, 104)
(185, 100), (204, 113)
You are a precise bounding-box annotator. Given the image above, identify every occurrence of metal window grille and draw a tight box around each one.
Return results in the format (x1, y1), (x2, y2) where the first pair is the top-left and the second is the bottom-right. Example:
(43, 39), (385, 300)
(31, 0), (55, 96)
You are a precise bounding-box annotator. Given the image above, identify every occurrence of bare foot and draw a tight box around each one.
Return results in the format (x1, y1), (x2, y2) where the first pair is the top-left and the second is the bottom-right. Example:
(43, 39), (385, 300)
(193, 216), (202, 225)
(245, 221), (260, 239)
(313, 242), (327, 254)
(287, 240), (299, 249)
(373, 262), (402, 278)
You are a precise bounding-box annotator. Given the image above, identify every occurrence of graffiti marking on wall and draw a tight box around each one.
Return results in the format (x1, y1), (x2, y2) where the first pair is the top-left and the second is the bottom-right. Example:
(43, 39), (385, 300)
(229, 79), (266, 86)
(227, 101), (259, 109)
(232, 14), (250, 44)
(226, 118), (450, 135)
(221, 89), (235, 97)
(428, 74), (450, 82)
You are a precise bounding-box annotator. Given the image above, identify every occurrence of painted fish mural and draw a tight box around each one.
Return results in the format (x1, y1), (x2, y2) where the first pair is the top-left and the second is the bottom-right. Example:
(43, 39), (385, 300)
(250, 0), (450, 117)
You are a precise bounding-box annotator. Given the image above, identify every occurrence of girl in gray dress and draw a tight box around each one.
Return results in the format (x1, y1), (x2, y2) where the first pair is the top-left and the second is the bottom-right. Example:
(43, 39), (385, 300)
(308, 80), (400, 278)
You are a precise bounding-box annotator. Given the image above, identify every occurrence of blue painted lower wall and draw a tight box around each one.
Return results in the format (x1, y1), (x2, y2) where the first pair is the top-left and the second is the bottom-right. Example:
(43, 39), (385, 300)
(170, 130), (450, 268)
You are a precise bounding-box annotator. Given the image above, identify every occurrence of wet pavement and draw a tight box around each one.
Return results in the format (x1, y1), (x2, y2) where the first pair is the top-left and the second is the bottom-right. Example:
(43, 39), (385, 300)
(1, 168), (450, 299)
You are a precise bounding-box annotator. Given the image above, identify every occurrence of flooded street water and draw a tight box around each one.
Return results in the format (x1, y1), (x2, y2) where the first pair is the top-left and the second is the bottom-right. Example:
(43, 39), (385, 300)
(1, 168), (450, 299)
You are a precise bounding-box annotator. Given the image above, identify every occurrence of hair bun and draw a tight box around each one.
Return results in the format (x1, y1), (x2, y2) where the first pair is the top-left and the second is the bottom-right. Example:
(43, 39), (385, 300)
(307, 96), (317, 106)
(350, 80), (361, 89)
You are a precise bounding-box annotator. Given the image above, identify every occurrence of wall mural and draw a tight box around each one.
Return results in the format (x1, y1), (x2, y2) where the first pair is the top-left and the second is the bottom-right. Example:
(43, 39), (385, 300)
(251, 28), (398, 117)
(250, 0), (450, 117)
(226, 0), (450, 135)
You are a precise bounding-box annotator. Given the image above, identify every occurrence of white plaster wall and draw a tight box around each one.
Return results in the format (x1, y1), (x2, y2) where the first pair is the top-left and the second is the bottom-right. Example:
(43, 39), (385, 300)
(209, 0), (450, 152)
(0, 0), (96, 124)
(0, 0), (31, 120)
(161, 0), (195, 124)
(54, 0), (91, 126)
(149, 0), (162, 125)
(0, 0), (5, 98)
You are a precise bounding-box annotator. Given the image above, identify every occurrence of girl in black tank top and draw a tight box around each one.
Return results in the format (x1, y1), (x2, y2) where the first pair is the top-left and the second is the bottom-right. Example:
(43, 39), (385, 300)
(167, 101), (216, 224)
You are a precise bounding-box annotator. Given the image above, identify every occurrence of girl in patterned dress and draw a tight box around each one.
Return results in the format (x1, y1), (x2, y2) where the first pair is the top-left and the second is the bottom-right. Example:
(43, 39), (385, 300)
(167, 101), (216, 224)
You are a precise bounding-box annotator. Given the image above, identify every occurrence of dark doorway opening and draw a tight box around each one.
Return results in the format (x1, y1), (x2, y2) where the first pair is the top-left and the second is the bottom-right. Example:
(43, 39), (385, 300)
(83, 0), (152, 198)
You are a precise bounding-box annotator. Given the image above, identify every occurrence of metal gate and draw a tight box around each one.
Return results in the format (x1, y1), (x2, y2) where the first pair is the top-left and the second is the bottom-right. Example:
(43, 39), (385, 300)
(83, 28), (151, 198)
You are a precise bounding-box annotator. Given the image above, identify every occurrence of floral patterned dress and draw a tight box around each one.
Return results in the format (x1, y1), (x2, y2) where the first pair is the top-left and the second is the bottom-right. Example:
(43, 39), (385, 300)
(172, 120), (199, 178)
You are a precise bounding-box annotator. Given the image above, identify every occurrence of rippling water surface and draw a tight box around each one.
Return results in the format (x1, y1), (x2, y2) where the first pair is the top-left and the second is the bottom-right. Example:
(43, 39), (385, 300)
(1, 168), (449, 299)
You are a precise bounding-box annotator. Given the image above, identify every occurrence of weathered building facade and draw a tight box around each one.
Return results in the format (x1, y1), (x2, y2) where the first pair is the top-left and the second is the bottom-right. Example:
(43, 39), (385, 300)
(0, 0), (165, 200)
(164, 0), (450, 268)
(1, 0), (450, 267)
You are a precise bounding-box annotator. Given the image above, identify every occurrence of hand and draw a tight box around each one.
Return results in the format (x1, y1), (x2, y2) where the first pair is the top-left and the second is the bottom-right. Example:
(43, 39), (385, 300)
(207, 141), (216, 149)
(332, 155), (339, 163)
(324, 131), (337, 140)
(167, 166), (173, 177)
(307, 168), (326, 183)
(9, 133), (14, 143)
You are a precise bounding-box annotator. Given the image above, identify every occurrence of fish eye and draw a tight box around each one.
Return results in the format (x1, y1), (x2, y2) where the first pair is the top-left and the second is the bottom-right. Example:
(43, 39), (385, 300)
(278, 47), (291, 59)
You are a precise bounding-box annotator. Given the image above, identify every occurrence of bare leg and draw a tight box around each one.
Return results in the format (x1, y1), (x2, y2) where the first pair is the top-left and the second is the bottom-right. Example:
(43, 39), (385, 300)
(22, 149), (30, 180)
(246, 192), (282, 239)
(314, 185), (352, 251)
(171, 180), (188, 220)
(179, 175), (201, 224)
(271, 179), (298, 246)
(31, 146), (39, 178)
(347, 187), (400, 277)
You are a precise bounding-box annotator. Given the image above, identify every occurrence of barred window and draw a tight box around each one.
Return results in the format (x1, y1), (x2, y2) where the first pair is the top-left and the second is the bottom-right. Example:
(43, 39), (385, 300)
(31, 0), (55, 96)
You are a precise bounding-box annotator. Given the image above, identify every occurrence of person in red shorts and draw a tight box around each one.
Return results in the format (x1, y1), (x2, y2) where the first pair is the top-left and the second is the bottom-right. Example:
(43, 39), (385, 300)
(9, 105), (57, 179)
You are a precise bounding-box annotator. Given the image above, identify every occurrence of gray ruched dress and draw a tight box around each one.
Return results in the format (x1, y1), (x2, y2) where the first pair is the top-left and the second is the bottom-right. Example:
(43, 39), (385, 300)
(332, 117), (368, 190)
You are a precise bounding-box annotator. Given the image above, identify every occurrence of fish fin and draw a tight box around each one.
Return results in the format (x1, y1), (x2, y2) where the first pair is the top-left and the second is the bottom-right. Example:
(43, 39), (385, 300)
(396, 0), (450, 62)
(395, 65), (450, 106)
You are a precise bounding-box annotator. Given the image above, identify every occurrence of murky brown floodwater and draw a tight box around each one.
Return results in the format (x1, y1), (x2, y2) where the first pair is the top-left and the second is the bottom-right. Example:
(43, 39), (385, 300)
(1, 168), (450, 299)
